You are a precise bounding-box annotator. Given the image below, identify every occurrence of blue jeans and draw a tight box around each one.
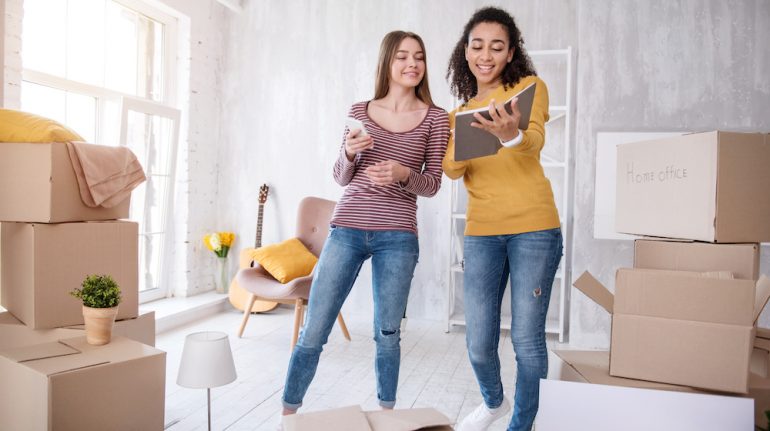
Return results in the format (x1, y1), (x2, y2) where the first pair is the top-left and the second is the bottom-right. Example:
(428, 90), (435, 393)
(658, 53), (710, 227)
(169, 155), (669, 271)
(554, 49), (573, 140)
(463, 228), (563, 431)
(282, 226), (419, 410)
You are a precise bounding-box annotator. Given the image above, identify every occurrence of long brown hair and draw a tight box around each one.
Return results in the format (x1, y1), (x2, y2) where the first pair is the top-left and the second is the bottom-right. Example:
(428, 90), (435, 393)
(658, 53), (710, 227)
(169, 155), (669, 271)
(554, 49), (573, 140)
(446, 7), (537, 103)
(374, 31), (435, 106)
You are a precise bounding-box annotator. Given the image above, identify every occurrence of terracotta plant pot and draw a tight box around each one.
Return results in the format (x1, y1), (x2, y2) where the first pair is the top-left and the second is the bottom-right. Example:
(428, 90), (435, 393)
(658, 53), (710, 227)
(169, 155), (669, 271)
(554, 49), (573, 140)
(82, 305), (119, 345)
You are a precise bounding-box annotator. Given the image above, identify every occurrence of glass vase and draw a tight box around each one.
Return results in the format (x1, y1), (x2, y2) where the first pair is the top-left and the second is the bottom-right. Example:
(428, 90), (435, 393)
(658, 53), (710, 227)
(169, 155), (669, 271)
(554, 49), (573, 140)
(215, 257), (229, 294)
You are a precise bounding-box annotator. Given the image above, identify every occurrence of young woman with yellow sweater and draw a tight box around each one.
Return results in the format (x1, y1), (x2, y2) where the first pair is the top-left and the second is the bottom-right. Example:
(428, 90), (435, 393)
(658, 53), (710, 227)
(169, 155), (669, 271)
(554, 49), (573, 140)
(444, 7), (562, 431)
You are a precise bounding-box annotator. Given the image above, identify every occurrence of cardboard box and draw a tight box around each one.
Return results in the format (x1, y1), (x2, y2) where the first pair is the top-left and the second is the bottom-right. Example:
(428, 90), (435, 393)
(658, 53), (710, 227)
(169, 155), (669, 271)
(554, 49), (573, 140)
(539, 350), (755, 430)
(573, 269), (770, 393)
(64, 310), (155, 347)
(0, 311), (155, 349)
(282, 405), (453, 431)
(1, 221), (139, 328)
(615, 131), (770, 242)
(634, 239), (760, 280)
(0, 142), (130, 223)
(0, 336), (165, 431)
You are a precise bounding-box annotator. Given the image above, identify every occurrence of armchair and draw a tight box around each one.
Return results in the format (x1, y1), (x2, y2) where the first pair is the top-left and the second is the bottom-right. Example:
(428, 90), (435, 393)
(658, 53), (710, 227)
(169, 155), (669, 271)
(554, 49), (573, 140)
(235, 197), (351, 349)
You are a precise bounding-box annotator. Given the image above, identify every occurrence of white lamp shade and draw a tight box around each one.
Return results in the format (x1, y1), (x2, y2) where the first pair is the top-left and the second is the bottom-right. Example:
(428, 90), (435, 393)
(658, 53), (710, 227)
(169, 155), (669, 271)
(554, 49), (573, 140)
(177, 331), (237, 389)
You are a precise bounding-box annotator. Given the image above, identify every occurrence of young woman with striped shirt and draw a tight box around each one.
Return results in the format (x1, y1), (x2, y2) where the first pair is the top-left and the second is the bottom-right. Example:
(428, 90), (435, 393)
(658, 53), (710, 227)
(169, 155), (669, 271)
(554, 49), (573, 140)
(281, 30), (449, 416)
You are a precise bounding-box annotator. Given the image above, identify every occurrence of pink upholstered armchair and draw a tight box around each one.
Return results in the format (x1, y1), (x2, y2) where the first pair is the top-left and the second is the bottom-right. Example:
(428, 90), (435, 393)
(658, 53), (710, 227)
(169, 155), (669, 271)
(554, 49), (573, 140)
(235, 197), (351, 349)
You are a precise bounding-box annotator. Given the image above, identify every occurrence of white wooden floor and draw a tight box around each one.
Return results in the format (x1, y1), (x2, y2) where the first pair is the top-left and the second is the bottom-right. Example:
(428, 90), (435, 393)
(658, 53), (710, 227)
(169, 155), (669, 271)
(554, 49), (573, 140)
(158, 306), (564, 431)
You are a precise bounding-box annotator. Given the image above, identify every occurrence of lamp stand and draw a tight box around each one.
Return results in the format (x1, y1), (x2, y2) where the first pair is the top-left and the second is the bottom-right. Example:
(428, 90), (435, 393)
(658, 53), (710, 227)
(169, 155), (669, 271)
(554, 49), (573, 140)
(177, 331), (237, 430)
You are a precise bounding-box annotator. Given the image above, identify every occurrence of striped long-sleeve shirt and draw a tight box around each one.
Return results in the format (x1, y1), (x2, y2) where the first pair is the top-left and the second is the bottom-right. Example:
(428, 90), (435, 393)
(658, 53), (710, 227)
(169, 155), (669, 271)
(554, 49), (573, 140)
(331, 101), (449, 234)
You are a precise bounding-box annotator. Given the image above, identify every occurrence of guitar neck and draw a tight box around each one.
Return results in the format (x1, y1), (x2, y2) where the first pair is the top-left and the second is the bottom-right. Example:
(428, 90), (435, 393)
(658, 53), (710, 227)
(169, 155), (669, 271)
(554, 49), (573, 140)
(255, 203), (264, 248)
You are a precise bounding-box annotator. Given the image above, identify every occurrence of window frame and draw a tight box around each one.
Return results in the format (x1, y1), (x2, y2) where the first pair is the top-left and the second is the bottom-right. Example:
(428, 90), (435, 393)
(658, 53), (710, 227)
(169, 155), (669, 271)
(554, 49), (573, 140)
(119, 96), (181, 303)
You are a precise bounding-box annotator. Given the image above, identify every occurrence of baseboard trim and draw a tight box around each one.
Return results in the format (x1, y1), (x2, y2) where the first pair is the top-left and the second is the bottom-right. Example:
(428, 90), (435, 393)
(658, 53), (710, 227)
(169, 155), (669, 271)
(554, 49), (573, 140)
(144, 293), (229, 334)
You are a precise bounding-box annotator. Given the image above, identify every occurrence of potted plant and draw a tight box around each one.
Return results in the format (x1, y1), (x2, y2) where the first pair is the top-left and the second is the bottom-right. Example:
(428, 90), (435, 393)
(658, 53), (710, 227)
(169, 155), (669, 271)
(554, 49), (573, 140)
(70, 274), (122, 345)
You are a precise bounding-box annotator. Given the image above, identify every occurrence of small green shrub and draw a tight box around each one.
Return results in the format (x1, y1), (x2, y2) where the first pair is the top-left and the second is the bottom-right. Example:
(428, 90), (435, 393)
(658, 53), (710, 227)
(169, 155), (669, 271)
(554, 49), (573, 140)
(70, 274), (122, 308)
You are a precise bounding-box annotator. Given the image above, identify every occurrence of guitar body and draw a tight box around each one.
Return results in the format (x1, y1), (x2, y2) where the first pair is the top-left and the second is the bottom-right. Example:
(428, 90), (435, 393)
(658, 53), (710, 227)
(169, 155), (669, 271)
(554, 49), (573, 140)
(228, 184), (279, 313)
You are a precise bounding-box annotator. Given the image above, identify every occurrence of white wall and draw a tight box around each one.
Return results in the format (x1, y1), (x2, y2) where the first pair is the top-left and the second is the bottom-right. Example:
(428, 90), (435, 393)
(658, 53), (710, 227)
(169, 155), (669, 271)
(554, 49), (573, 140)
(217, 0), (770, 347)
(3, 0), (21, 108)
(217, 0), (577, 323)
(151, 0), (229, 298)
(0, 0), (5, 105)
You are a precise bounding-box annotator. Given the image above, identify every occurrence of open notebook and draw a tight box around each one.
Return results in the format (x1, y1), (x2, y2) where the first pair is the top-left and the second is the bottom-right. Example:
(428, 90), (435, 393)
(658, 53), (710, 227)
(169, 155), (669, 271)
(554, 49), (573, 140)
(454, 82), (536, 161)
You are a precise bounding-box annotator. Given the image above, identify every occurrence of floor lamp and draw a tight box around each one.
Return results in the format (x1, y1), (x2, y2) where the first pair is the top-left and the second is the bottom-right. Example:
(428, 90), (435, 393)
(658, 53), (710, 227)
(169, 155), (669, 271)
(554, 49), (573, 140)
(177, 331), (237, 430)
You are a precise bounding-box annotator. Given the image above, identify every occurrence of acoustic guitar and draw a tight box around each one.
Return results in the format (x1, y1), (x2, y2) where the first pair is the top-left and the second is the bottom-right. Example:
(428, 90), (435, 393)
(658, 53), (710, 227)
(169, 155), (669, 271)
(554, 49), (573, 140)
(228, 184), (279, 313)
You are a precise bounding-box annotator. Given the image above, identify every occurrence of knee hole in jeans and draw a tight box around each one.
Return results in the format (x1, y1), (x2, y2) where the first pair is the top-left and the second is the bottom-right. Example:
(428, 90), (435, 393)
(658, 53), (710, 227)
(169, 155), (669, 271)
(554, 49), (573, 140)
(533, 287), (542, 298)
(376, 328), (401, 346)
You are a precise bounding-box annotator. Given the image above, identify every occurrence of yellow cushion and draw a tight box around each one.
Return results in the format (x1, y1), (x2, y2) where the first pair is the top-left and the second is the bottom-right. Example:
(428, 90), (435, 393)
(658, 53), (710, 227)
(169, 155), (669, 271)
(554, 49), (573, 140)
(252, 238), (318, 283)
(0, 109), (84, 143)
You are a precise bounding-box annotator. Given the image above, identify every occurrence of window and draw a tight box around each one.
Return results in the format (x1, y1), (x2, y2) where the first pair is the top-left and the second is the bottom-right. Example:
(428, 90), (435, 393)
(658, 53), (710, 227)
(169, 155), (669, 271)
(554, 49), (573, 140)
(21, 0), (181, 302)
(120, 98), (180, 301)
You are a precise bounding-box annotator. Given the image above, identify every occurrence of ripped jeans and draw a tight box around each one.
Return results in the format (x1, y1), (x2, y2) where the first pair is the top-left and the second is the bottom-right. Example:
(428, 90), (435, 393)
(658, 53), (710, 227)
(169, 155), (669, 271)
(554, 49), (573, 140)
(282, 226), (418, 410)
(463, 228), (563, 431)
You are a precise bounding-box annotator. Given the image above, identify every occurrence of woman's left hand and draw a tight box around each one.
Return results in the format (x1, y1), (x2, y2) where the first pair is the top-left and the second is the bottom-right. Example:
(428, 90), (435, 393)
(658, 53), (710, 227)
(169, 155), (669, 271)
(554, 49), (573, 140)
(365, 160), (410, 185)
(471, 97), (521, 142)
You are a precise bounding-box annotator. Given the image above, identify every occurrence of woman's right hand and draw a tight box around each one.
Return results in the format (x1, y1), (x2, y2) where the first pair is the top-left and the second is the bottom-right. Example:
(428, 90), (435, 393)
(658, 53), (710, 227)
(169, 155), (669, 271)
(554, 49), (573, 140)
(345, 129), (374, 161)
(471, 98), (521, 142)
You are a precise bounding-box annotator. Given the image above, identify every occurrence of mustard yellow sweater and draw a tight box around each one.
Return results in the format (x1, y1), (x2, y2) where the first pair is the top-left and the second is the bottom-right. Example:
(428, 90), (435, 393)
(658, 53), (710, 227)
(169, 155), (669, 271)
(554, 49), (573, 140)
(443, 75), (560, 236)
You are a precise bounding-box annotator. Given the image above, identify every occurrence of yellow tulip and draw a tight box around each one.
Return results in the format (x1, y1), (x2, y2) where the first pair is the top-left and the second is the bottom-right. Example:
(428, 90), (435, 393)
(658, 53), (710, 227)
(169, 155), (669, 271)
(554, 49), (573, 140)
(203, 232), (236, 257)
(203, 234), (215, 252)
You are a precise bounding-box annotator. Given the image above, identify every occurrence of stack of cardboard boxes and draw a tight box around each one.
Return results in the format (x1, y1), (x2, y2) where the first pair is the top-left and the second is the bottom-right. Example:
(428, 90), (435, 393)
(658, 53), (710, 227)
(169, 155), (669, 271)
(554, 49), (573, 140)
(0, 142), (166, 430)
(541, 131), (770, 430)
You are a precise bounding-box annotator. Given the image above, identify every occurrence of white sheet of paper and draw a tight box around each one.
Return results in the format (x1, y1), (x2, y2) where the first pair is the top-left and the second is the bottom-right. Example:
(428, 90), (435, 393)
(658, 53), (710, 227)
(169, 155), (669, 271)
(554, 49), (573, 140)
(537, 379), (753, 431)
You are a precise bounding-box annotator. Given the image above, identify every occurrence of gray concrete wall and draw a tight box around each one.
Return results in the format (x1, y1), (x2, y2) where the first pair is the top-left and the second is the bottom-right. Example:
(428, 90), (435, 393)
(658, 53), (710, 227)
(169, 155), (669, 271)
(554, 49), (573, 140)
(218, 0), (770, 346)
(571, 0), (770, 347)
(217, 0), (577, 326)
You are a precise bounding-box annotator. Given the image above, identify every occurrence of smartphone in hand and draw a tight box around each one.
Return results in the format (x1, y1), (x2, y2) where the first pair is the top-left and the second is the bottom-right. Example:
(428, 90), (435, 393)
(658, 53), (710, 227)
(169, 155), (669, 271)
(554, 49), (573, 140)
(345, 117), (369, 137)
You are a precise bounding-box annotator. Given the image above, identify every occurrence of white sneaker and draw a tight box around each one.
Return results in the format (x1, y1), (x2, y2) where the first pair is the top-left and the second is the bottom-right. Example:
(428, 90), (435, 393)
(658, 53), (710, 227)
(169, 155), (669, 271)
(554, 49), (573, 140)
(456, 396), (511, 431)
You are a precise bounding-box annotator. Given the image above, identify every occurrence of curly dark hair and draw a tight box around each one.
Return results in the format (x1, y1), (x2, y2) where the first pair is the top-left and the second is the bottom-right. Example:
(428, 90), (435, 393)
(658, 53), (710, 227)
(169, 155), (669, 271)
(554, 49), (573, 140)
(446, 6), (537, 103)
